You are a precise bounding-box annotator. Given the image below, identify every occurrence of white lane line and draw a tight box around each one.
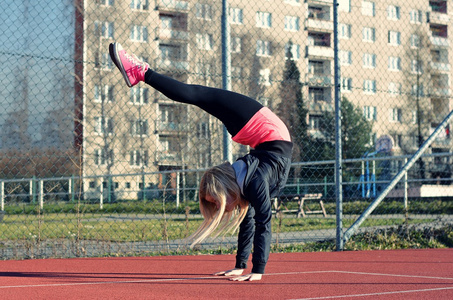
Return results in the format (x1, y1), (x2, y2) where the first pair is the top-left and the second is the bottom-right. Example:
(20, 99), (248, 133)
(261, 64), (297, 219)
(329, 270), (453, 281)
(1, 270), (452, 290)
(0, 276), (219, 289)
(0, 271), (334, 289)
(266, 270), (453, 281)
(291, 286), (453, 300)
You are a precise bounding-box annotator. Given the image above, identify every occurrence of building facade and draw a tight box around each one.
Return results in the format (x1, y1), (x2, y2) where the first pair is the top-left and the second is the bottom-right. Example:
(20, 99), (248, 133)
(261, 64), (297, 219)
(74, 0), (452, 200)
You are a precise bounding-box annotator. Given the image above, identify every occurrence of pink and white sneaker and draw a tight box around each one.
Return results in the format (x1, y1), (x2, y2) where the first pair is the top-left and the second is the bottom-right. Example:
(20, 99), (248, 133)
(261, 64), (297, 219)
(109, 42), (149, 87)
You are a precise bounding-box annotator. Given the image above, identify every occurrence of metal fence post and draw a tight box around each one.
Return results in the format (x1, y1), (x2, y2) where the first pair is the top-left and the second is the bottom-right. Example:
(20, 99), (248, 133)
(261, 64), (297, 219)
(222, 0), (232, 163)
(1, 181), (4, 211)
(70, 175), (74, 203)
(404, 157), (408, 215)
(39, 180), (44, 210)
(30, 177), (35, 204)
(333, 0), (343, 251)
(99, 179), (104, 210)
(176, 171), (180, 208)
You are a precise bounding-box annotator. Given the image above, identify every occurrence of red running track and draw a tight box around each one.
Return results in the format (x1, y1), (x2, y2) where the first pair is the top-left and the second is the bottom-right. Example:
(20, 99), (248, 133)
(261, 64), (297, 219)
(1, 248), (452, 299)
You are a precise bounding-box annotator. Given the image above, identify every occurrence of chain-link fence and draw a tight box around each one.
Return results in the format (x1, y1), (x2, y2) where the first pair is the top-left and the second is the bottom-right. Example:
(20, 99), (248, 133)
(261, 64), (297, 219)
(1, 0), (452, 259)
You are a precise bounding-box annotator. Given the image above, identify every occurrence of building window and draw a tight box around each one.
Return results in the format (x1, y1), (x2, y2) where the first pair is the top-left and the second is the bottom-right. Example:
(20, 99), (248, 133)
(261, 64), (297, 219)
(97, 0), (114, 6)
(308, 6), (330, 21)
(339, 0), (351, 12)
(308, 60), (326, 75)
(363, 53), (376, 68)
(159, 44), (183, 62)
(411, 110), (418, 124)
(363, 80), (376, 94)
(130, 0), (148, 10)
(308, 32), (330, 47)
(430, 24), (448, 38)
(229, 7), (243, 24)
(362, 27), (376, 42)
(196, 33), (214, 50)
(130, 87), (149, 105)
(197, 122), (209, 139)
(285, 0), (300, 4)
(388, 56), (401, 71)
(339, 23), (351, 39)
(430, 1), (447, 13)
(94, 149), (113, 166)
(363, 106), (377, 120)
(431, 49), (448, 63)
(256, 40), (271, 56)
(388, 82), (401, 96)
(95, 21), (114, 39)
(410, 10), (423, 23)
(131, 119), (149, 136)
(258, 68), (272, 86)
(411, 84), (424, 96)
(130, 25), (148, 42)
(388, 30), (401, 46)
(256, 11), (272, 28)
(95, 52), (113, 70)
(94, 117), (114, 135)
(309, 87), (325, 102)
(340, 50), (352, 65)
(285, 43), (301, 60)
(391, 134), (402, 148)
(387, 5), (400, 20)
(341, 77), (352, 92)
(94, 85), (114, 103)
(231, 66), (244, 79)
(361, 1), (375, 17)
(309, 115), (321, 130)
(411, 60), (423, 74)
(389, 108), (402, 122)
(195, 3), (212, 20)
(284, 16), (300, 32)
(231, 36), (242, 53)
(410, 34), (421, 48)
(130, 150), (149, 167)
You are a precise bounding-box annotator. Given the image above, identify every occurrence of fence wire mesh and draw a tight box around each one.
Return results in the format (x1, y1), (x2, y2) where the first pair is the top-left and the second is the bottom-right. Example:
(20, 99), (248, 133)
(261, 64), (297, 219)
(0, 0), (452, 259)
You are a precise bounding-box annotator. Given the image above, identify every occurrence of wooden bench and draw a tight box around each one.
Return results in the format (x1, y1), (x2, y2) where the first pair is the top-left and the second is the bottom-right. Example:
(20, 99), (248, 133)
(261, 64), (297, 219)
(273, 193), (326, 218)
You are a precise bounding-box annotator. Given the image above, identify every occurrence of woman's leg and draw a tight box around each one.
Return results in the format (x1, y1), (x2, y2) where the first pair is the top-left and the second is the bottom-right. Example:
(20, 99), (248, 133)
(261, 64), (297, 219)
(144, 71), (262, 136)
(109, 42), (262, 136)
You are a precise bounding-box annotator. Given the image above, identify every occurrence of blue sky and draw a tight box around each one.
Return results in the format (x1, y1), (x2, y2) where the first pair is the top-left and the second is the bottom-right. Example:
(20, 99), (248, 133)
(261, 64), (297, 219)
(0, 0), (74, 148)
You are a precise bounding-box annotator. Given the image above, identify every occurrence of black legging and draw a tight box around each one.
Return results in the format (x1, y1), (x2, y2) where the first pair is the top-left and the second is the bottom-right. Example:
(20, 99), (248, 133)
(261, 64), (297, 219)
(144, 70), (263, 136)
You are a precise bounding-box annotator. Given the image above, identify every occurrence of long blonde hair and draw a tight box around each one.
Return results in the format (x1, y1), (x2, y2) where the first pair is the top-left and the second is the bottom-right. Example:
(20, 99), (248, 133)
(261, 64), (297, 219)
(189, 162), (249, 248)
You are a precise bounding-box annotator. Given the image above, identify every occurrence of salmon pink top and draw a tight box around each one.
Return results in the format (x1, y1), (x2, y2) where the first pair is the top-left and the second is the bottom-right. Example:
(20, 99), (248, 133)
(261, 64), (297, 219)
(232, 107), (291, 148)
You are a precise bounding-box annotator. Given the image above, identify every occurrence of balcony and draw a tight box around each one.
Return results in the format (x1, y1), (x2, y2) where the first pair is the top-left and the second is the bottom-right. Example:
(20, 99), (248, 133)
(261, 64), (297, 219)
(155, 150), (181, 165)
(157, 28), (189, 41)
(430, 126), (452, 148)
(155, 58), (189, 71)
(306, 0), (333, 5)
(155, 120), (188, 134)
(308, 99), (333, 112)
(430, 36), (449, 47)
(430, 61), (450, 73)
(431, 87), (450, 97)
(429, 11), (450, 25)
(305, 18), (333, 32)
(306, 45), (334, 59)
(306, 73), (332, 87)
(156, 0), (189, 12)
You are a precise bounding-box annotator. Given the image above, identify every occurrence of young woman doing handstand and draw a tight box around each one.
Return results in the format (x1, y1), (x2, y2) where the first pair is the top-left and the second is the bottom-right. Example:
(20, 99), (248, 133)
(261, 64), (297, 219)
(109, 42), (293, 281)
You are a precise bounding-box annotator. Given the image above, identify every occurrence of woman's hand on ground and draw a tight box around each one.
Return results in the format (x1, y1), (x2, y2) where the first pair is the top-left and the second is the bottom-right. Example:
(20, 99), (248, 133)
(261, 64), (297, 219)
(213, 268), (244, 276)
(230, 273), (262, 281)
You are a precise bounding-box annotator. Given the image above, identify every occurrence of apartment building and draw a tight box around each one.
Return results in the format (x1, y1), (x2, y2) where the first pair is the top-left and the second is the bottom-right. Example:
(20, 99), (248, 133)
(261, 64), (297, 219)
(74, 0), (452, 199)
